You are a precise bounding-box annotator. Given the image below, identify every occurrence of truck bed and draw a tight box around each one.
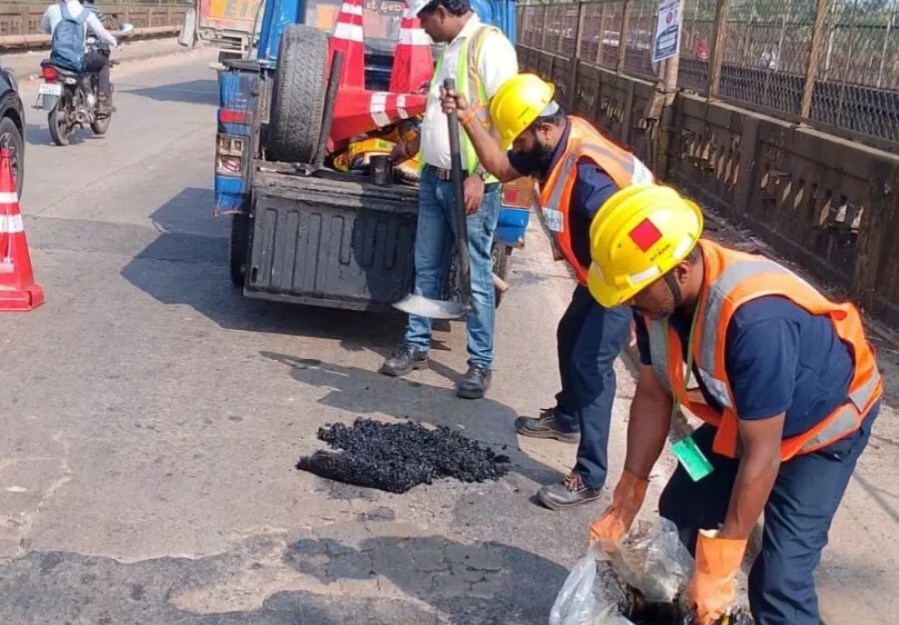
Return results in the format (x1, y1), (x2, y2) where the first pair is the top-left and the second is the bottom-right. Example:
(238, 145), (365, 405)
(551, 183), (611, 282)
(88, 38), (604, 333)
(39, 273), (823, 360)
(245, 161), (421, 312)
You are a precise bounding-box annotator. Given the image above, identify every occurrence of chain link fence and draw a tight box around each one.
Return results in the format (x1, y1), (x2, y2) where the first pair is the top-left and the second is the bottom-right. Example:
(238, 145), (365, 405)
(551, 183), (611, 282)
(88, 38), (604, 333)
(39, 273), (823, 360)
(518, 0), (899, 150)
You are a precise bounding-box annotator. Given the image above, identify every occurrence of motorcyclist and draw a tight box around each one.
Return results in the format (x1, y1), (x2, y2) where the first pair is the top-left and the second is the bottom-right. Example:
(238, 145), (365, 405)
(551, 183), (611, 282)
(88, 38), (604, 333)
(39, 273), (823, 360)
(83, 0), (111, 27)
(39, 0), (118, 112)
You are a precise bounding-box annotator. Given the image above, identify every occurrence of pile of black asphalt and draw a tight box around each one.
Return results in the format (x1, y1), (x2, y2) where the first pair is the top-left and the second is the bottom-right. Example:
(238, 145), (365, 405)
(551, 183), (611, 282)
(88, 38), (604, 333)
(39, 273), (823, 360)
(296, 417), (511, 494)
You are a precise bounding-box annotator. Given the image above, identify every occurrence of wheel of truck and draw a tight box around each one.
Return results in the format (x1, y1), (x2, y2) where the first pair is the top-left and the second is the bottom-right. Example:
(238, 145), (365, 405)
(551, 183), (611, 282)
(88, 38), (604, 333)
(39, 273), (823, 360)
(229, 213), (250, 287)
(491, 242), (512, 307)
(267, 24), (329, 163)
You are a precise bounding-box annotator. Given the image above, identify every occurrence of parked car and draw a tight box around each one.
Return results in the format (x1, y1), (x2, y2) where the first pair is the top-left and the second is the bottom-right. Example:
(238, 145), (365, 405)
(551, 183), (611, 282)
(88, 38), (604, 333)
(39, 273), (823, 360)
(0, 63), (25, 197)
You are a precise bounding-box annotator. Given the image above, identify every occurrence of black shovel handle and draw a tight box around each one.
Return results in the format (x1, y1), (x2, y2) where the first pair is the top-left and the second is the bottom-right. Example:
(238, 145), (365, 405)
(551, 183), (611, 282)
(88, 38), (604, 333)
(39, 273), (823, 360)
(444, 77), (473, 311)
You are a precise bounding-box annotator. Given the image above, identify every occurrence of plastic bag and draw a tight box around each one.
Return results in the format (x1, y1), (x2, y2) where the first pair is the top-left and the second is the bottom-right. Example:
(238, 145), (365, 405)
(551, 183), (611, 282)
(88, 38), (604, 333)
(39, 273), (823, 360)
(549, 545), (636, 625)
(550, 519), (695, 625)
(611, 518), (694, 604)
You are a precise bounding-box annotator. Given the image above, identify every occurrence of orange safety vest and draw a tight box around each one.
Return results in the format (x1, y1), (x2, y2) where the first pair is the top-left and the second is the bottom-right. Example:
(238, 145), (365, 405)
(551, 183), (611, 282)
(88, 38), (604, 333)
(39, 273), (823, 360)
(645, 239), (882, 461)
(538, 116), (654, 284)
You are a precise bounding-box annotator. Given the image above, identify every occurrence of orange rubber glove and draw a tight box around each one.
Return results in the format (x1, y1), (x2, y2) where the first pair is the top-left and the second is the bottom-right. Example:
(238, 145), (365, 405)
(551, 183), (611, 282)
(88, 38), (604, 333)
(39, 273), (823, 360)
(588, 470), (649, 546)
(688, 530), (748, 625)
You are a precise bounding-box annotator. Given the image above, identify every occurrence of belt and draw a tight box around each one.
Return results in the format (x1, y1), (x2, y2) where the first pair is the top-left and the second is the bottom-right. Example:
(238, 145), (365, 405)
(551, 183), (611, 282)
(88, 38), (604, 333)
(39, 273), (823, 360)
(424, 165), (499, 189)
(425, 165), (454, 181)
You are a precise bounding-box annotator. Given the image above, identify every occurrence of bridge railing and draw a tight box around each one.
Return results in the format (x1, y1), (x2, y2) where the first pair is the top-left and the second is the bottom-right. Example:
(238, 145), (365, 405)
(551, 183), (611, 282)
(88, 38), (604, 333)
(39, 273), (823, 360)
(520, 0), (899, 153)
(0, 1), (190, 48)
(518, 0), (899, 331)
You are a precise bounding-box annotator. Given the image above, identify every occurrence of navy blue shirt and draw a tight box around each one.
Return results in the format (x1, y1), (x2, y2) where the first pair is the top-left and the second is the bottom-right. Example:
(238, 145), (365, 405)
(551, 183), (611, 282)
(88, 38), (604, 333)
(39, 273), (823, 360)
(635, 296), (855, 438)
(507, 119), (619, 268)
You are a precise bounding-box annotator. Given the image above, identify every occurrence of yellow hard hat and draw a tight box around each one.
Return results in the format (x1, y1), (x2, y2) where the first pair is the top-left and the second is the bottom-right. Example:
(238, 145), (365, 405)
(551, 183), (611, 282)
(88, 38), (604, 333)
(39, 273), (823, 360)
(587, 184), (704, 308)
(489, 74), (557, 150)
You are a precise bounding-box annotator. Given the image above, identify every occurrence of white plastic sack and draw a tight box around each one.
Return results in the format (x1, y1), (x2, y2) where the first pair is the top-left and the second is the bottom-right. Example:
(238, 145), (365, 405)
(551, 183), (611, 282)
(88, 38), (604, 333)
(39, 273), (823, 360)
(549, 545), (635, 625)
(611, 518), (694, 603)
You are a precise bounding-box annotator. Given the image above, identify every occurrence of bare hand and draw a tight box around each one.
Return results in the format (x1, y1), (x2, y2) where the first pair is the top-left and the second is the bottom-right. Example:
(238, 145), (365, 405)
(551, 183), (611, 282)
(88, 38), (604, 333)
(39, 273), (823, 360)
(463, 174), (485, 215)
(439, 86), (471, 120)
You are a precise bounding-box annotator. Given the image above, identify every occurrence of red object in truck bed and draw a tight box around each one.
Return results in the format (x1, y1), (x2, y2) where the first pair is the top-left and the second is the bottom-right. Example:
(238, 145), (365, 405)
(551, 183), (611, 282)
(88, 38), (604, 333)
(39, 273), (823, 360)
(329, 89), (427, 144)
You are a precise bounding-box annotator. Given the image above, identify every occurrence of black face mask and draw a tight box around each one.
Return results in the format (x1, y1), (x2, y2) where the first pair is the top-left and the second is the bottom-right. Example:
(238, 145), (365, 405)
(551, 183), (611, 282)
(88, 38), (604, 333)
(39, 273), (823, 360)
(516, 138), (555, 178)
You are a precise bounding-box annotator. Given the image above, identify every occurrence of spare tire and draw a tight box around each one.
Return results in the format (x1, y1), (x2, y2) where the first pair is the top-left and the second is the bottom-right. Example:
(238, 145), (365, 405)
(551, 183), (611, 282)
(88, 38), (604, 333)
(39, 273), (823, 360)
(267, 24), (329, 163)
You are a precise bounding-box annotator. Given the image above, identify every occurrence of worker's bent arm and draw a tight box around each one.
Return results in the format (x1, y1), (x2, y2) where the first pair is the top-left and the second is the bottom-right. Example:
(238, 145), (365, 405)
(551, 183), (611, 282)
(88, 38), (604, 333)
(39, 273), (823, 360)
(624, 365), (673, 479)
(721, 415), (784, 540)
(460, 115), (521, 183)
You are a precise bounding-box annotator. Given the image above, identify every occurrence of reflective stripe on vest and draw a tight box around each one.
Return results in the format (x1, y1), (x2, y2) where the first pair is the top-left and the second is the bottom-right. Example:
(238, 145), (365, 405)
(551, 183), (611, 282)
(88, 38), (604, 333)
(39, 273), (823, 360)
(646, 239), (882, 460)
(431, 26), (499, 183)
(538, 117), (653, 283)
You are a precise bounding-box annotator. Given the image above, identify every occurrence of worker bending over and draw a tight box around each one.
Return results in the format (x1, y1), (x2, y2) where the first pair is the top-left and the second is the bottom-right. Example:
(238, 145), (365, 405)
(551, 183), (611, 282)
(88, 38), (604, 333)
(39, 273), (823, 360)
(586, 184), (882, 625)
(441, 74), (652, 509)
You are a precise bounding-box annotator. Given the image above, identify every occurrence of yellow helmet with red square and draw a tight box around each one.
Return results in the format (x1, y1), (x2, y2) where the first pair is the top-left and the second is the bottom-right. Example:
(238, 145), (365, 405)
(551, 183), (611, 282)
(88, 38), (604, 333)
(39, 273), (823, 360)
(587, 184), (704, 308)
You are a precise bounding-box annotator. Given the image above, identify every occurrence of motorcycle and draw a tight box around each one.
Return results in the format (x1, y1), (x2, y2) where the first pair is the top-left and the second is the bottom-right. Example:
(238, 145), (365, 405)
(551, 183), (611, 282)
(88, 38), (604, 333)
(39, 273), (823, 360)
(35, 23), (133, 146)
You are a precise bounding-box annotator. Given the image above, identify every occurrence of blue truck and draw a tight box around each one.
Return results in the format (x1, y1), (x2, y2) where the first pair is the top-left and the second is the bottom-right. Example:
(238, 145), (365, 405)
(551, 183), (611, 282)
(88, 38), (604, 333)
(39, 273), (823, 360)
(213, 0), (530, 312)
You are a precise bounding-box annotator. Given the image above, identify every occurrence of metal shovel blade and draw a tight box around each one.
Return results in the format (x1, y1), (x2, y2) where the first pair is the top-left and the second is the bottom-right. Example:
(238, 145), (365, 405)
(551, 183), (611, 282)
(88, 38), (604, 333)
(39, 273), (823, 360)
(392, 294), (469, 319)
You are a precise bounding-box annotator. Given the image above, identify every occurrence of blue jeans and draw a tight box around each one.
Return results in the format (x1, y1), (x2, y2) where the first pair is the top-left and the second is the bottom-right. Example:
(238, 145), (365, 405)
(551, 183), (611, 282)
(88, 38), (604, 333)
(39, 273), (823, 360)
(554, 285), (632, 489)
(404, 167), (501, 369)
(658, 405), (879, 625)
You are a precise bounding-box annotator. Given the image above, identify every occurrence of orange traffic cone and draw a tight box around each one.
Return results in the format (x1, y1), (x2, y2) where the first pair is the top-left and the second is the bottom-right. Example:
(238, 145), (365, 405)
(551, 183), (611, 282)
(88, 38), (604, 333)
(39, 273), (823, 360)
(327, 0), (366, 90)
(330, 89), (428, 143)
(0, 148), (44, 311)
(389, 5), (433, 94)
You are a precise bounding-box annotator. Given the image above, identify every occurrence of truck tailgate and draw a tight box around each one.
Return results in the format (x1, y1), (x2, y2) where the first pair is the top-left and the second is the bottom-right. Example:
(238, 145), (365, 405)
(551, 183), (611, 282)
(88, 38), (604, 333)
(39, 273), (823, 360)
(246, 166), (420, 312)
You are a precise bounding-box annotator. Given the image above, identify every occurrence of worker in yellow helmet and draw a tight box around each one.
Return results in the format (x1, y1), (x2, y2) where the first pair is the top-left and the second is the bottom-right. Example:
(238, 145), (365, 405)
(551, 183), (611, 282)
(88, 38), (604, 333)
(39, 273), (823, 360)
(441, 73), (653, 510)
(585, 184), (882, 625)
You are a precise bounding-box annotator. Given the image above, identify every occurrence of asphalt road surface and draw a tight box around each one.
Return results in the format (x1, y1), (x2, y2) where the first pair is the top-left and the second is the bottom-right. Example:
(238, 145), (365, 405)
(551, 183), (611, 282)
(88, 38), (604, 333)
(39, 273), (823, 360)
(0, 44), (895, 625)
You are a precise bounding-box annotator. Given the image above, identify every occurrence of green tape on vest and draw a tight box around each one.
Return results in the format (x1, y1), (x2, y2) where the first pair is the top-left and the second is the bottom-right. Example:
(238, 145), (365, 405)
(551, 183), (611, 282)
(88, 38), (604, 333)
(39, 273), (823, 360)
(672, 436), (714, 482)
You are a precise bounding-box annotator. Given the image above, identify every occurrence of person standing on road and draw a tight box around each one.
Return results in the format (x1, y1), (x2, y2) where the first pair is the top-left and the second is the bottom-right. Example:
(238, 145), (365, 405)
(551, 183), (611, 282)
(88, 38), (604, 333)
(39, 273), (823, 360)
(379, 0), (518, 400)
(40, 0), (118, 112)
(585, 184), (882, 625)
(440, 74), (653, 510)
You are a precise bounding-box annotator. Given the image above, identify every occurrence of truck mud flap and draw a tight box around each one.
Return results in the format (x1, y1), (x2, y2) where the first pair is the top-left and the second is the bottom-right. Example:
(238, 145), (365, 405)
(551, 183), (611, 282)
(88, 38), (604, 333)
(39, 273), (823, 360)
(245, 170), (420, 312)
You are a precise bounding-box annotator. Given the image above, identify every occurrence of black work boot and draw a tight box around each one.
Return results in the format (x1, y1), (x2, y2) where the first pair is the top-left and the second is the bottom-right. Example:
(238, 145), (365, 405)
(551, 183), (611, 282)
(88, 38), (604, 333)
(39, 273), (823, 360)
(514, 407), (580, 444)
(379, 345), (429, 377)
(537, 472), (602, 511)
(457, 365), (492, 399)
